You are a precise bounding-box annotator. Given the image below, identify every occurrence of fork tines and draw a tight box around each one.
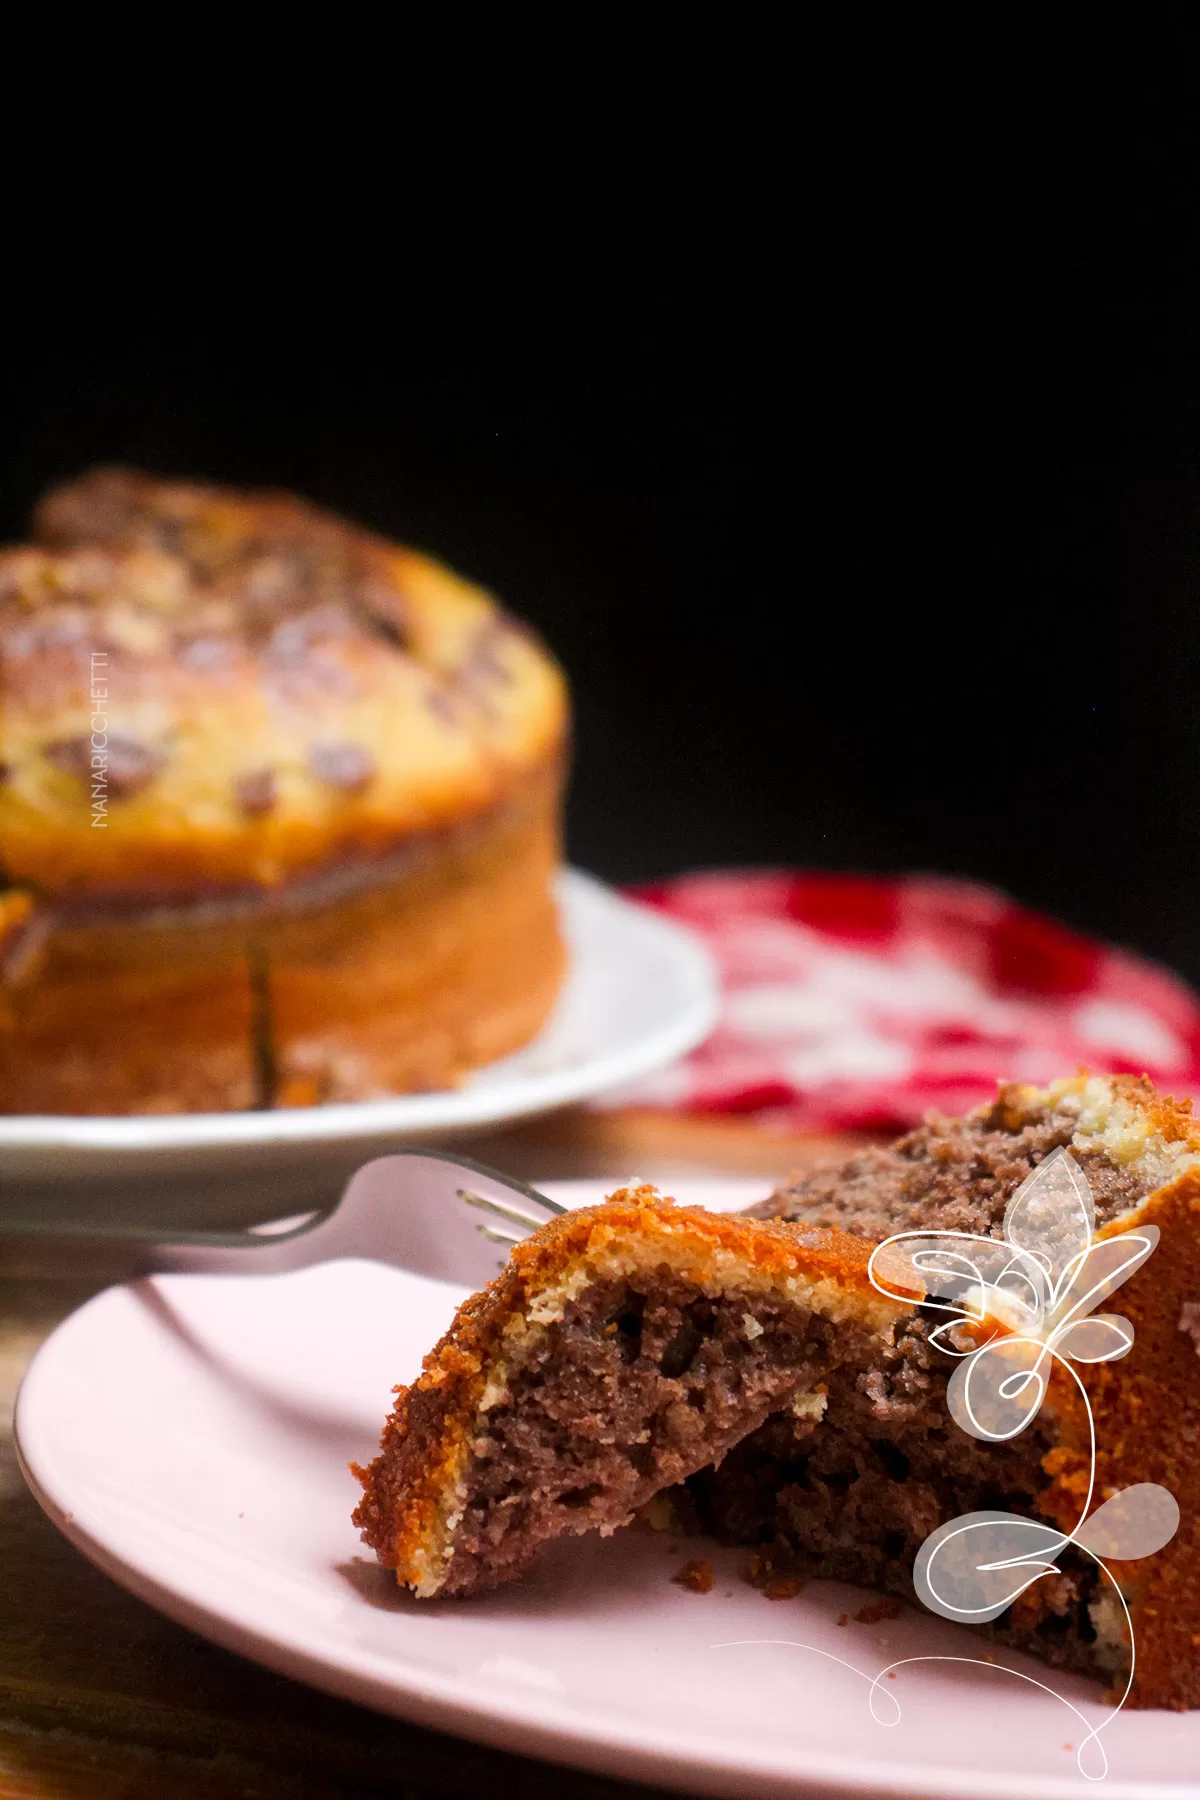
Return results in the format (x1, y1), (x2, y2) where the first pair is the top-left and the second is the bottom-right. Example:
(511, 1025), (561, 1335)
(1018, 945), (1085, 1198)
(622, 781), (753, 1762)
(456, 1187), (553, 1235)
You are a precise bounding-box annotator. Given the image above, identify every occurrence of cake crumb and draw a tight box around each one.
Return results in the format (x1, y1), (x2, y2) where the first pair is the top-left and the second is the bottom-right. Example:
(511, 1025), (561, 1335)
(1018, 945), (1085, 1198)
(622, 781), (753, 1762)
(745, 1549), (806, 1600)
(763, 1575), (806, 1601)
(639, 1493), (678, 1533)
(673, 1558), (714, 1594)
(854, 1599), (904, 1625)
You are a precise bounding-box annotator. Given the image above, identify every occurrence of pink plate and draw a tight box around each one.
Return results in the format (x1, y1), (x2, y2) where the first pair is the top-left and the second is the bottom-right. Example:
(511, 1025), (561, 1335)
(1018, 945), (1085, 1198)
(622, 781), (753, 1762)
(16, 1180), (1200, 1799)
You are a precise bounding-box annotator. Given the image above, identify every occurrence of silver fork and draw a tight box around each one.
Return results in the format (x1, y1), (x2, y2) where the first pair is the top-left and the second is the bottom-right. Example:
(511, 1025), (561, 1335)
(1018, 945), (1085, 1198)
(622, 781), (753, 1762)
(0, 1151), (569, 1287)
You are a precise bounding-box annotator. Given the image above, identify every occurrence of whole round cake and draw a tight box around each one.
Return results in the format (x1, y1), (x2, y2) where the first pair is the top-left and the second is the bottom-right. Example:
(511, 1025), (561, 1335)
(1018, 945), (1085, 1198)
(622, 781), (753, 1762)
(0, 468), (569, 1113)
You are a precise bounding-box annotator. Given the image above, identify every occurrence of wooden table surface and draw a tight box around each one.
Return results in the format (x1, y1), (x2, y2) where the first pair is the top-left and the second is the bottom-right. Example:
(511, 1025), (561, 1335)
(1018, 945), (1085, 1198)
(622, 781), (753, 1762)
(0, 1109), (860, 1800)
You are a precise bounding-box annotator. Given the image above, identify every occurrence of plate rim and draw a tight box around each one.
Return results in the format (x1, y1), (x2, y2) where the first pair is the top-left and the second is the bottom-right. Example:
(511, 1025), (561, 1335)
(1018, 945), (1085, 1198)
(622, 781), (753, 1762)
(12, 1423), (914, 1800)
(0, 869), (717, 1157)
(14, 1180), (1187, 1800)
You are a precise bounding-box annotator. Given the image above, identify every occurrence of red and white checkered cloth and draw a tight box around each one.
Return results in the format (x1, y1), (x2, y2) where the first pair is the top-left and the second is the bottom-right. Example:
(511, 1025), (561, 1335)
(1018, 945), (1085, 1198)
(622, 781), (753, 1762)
(606, 871), (1200, 1133)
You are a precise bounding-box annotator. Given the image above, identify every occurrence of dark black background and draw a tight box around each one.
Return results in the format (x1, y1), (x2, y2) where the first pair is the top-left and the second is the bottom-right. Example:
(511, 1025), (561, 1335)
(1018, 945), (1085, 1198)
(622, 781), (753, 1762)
(4, 17), (1200, 979)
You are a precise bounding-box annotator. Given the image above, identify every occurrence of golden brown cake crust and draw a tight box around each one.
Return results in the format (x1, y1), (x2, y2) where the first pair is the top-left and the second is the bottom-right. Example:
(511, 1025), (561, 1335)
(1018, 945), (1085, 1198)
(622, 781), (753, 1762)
(1035, 1143), (1200, 1710)
(2, 466), (567, 900)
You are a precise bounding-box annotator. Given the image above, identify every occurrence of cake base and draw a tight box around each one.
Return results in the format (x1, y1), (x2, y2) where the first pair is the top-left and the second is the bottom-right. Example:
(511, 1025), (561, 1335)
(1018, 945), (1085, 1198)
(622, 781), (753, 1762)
(0, 767), (564, 1114)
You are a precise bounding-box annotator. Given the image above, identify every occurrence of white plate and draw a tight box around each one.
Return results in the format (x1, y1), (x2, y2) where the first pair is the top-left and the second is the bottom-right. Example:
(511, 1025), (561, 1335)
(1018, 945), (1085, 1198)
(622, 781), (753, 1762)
(0, 871), (716, 1215)
(16, 1179), (1200, 1800)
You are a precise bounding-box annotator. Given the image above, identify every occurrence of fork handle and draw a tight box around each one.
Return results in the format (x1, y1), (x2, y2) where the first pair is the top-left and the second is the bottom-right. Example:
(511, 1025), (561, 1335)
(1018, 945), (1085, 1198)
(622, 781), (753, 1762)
(0, 1218), (320, 1281)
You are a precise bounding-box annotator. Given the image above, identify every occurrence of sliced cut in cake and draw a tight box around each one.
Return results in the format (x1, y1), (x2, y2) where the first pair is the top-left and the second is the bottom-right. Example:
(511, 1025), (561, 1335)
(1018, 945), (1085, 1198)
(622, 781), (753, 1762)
(351, 1189), (907, 1597)
(353, 1073), (1200, 1710)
